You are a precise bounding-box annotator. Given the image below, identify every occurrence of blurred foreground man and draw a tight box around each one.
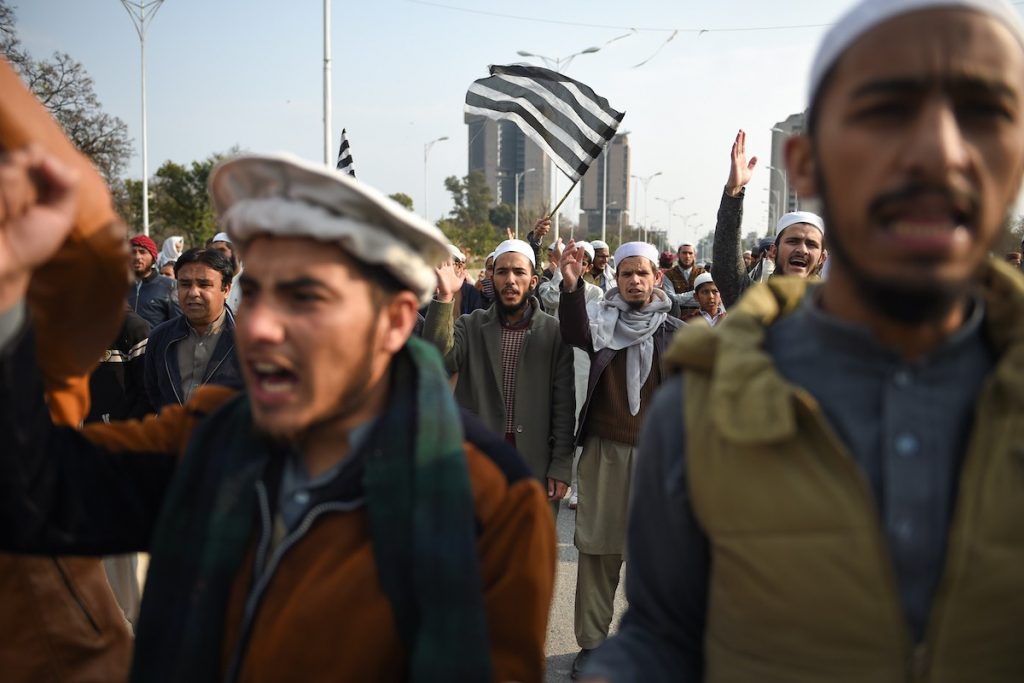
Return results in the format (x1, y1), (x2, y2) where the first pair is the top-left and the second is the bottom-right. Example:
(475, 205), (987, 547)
(585, 0), (1024, 680)
(0, 154), (556, 682)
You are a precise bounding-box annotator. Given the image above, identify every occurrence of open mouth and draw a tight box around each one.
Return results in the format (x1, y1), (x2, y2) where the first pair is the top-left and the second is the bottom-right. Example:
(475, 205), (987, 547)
(250, 361), (298, 397)
(873, 190), (974, 254)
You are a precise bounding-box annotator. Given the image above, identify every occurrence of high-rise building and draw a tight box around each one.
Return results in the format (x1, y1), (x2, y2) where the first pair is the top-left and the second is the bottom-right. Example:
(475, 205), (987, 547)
(578, 133), (631, 240)
(769, 112), (804, 233)
(465, 114), (552, 220)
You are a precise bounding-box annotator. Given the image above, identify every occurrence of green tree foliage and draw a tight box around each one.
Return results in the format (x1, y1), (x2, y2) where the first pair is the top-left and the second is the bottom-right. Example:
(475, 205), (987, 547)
(388, 192), (414, 211)
(2, 2), (132, 184)
(437, 171), (503, 258)
(488, 203), (514, 230)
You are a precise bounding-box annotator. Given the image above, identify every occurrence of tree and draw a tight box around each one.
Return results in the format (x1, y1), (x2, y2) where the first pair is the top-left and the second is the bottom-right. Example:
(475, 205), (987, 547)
(148, 153), (227, 248)
(438, 172), (502, 257)
(488, 203), (514, 231)
(1, 1), (132, 184)
(388, 192), (414, 211)
(111, 178), (144, 234)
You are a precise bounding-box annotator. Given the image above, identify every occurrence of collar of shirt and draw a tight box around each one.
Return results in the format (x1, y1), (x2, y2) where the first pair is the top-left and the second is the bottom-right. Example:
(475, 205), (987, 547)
(188, 308), (227, 338)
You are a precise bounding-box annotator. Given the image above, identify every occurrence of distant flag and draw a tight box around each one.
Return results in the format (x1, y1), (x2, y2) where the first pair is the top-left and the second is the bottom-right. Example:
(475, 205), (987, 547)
(464, 64), (625, 182)
(336, 128), (356, 177)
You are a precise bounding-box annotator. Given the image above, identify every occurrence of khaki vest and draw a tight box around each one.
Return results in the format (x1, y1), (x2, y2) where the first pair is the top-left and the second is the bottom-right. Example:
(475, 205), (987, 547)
(665, 261), (1024, 683)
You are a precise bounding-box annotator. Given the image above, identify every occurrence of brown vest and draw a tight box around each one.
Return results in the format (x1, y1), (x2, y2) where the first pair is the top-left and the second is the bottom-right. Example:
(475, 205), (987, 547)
(664, 264), (704, 293)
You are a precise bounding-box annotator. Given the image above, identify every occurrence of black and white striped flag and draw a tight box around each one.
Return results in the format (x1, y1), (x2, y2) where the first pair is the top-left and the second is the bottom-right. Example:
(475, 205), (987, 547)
(336, 128), (356, 177)
(465, 64), (625, 182)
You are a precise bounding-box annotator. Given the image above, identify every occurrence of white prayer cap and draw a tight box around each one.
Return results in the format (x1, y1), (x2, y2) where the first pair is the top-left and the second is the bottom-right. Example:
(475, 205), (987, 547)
(591, 240), (610, 252)
(614, 241), (659, 269)
(777, 211), (825, 237)
(211, 232), (231, 244)
(447, 243), (466, 263)
(693, 272), (716, 291)
(209, 153), (451, 305)
(575, 240), (596, 261)
(492, 239), (536, 267)
(809, 0), (1024, 104)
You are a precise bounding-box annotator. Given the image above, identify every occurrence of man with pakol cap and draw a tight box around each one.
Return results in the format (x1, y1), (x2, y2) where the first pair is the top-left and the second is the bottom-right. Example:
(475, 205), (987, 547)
(426, 237), (576, 514)
(584, 0), (1024, 680)
(128, 233), (179, 328)
(558, 240), (683, 678)
(0, 153), (558, 682)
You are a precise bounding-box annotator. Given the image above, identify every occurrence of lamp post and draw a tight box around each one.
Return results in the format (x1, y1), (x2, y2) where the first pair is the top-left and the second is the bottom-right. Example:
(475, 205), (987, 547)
(516, 45), (604, 237)
(630, 172), (662, 241)
(423, 136), (448, 221)
(120, 0), (165, 236)
(767, 164), (790, 218)
(656, 195), (685, 240)
(514, 167), (536, 239)
(673, 211), (699, 244)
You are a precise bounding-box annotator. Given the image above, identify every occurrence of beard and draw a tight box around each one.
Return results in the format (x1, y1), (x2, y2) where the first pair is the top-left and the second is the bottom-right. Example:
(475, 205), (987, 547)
(814, 164), (991, 326)
(496, 287), (534, 317)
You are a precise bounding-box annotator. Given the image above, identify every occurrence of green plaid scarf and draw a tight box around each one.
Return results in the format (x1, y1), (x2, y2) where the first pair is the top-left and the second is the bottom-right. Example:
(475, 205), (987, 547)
(131, 336), (492, 682)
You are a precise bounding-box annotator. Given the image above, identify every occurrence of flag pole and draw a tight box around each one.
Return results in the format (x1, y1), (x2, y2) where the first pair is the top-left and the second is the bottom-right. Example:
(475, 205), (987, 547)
(323, 0), (332, 166)
(547, 177), (580, 222)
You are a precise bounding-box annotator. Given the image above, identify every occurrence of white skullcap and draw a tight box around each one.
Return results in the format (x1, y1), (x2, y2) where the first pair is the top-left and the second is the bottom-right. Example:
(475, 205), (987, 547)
(486, 250), (496, 262)
(591, 240), (609, 251)
(575, 240), (596, 262)
(693, 272), (715, 290)
(209, 153), (451, 305)
(614, 242), (659, 269)
(211, 232), (231, 244)
(493, 239), (536, 267)
(777, 211), (825, 236)
(810, 0), (1024, 104)
(447, 243), (466, 263)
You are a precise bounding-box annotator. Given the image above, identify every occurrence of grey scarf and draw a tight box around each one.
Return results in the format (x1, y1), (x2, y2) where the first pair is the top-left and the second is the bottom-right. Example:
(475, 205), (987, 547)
(590, 287), (671, 415)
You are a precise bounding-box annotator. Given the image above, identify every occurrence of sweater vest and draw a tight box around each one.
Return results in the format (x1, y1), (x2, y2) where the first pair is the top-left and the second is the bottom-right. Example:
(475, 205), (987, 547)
(665, 262), (1024, 682)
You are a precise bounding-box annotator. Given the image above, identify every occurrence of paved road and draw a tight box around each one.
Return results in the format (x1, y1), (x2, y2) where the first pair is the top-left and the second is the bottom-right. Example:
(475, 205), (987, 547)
(544, 499), (627, 682)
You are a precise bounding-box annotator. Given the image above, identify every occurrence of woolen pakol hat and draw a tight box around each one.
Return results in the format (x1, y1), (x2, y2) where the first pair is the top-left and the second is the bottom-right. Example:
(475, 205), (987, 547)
(208, 153), (452, 305)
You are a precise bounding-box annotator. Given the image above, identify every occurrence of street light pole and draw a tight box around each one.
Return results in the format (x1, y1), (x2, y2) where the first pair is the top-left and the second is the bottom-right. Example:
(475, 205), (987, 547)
(120, 0), (164, 237)
(423, 136), (449, 221)
(631, 172), (662, 242)
(323, 0), (332, 166)
(656, 195), (685, 241)
(767, 164), (789, 218)
(514, 167), (536, 239)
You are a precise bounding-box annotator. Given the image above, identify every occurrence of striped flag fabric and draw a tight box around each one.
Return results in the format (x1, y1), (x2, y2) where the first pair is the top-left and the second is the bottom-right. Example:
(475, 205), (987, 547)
(336, 128), (356, 177)
(464, 64), (625, 182)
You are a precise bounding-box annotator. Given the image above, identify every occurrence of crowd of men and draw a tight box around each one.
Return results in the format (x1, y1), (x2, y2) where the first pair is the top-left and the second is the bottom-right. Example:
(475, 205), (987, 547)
(1, 0), (1024, 681)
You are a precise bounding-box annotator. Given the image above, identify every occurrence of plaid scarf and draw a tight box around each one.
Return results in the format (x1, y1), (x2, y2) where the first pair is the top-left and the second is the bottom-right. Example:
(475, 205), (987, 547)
(131, 337), (491, 682)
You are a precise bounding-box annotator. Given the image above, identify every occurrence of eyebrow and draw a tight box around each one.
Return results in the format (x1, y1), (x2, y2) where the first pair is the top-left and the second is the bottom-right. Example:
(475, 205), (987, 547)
(852, 75), (1017, 100)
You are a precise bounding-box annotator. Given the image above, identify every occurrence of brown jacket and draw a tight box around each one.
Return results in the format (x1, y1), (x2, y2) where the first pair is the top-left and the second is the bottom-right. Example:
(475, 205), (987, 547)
(663, 263), (705, 294)
(0, 58), (131, 683)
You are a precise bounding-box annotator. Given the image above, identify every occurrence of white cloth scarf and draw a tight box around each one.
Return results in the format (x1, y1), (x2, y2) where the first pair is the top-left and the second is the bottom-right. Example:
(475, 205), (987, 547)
(589, 287), (671, 415)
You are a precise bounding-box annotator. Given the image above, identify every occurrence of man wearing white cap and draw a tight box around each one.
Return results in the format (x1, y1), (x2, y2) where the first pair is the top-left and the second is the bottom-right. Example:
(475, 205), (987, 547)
(441, 243), (486, 318)
(661, 243), (705, 307)
(584, 239), (616, 292)
(0, 154), (558, 681)
(584, 1), (1024, 681)
(559, 240), (683, 678)
(426, 237), (576, 512)
(773, 211), (826, 278)
(680, 272), (726, 327)
(207, 230), (243, 312)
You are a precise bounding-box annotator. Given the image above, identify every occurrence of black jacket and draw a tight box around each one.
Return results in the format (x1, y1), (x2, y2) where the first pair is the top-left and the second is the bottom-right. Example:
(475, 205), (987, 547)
(86, 309), (154, 423)
(127, 271), (179, 328)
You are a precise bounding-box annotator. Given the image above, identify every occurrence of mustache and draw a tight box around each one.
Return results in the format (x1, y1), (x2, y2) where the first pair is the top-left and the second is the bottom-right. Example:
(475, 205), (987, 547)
(868, 180), (978, 223)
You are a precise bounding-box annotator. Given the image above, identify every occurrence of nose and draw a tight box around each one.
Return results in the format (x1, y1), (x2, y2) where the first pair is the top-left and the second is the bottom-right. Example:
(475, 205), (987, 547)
(903, 95), (969, 180)
(237, 302), (286, 346)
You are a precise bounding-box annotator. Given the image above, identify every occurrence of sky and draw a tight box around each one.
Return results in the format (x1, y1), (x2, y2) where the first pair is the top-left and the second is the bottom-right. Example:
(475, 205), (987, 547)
(15, 0), (1024, 247)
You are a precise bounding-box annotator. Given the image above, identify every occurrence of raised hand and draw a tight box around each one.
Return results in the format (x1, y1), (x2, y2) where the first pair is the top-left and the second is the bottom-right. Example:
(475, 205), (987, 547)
(434, 259), (464, 302)
(726, 129), (757, 197)
(559, 239), (586, 293)
(0, 145), (79, 312)
(532, 217), (551, 241)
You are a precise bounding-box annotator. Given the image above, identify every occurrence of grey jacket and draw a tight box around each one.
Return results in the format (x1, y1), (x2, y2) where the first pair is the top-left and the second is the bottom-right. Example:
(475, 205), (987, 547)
(422, 297), (575, 484)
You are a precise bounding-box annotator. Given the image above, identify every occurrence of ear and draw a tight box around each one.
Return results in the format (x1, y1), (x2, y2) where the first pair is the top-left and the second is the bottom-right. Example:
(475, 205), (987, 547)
(654, 268), (664, 287)
(529, 272), (539, 291)
(378, 291), (419, 354)
(785, 134), (819, 199)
